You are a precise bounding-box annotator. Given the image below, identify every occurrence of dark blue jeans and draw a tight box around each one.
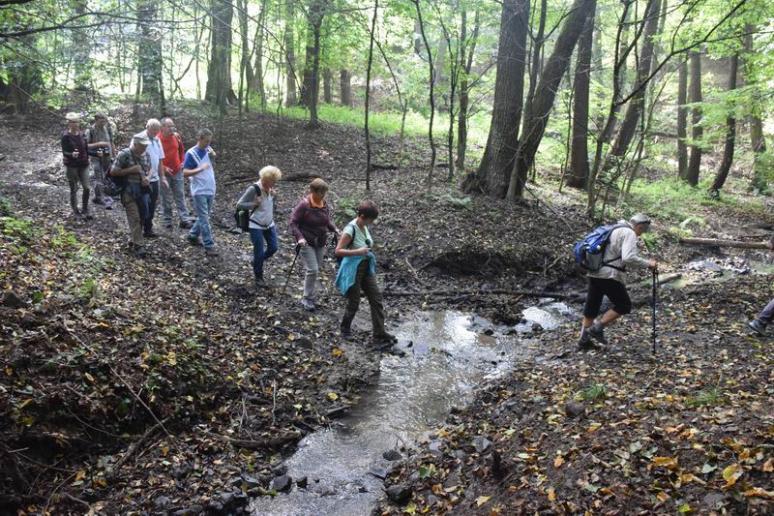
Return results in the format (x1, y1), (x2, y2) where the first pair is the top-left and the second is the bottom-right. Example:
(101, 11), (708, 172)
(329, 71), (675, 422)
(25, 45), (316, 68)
(250, 226), (278, 280)
(140, 181), (159, 234)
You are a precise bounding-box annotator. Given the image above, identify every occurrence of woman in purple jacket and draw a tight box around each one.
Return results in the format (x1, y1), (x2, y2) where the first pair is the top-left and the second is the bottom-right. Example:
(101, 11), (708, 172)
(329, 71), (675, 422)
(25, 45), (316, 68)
(60, 112), (92, 219)
(289, 179), (340, 311)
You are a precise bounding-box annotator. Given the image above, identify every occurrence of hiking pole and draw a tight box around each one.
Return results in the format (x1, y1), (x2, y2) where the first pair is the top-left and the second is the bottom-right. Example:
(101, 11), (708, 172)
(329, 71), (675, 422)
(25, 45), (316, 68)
(651, 267), (658, 354)
(282, 244), (301, 296)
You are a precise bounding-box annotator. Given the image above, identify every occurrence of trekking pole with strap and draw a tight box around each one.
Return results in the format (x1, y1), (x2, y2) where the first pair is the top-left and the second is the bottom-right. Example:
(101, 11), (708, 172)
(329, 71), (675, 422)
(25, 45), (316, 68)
(282, 244), (301, 296)
(651, 266), (658, 354)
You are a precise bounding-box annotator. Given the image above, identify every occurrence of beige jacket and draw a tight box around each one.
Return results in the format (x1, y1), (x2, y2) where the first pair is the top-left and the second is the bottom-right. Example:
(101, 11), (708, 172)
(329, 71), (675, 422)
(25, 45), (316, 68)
(588, 221), (651, 284)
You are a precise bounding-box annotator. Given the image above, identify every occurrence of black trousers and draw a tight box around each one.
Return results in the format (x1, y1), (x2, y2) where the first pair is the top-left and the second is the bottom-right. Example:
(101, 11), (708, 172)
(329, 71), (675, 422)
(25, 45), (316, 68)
(583, 277), (632, 318)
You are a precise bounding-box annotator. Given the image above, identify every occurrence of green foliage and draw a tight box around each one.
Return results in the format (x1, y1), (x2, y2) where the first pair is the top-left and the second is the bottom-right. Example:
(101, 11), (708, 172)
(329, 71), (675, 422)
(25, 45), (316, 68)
(333, 195), (359, 226)
(686, 388), (723, 408)
(431, 192), (472, 210)
(578, 383), (607, 402)
(0, 195), (11, 217)
(0, 216), (38, 242)
(78, 277), (99, 302)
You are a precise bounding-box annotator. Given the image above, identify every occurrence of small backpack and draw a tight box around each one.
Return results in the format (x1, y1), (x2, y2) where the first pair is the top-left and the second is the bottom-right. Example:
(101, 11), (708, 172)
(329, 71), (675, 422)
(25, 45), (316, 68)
(234, 184), (261, 232)
(103, 149), (131, 196)
(573, 223), (629, 272)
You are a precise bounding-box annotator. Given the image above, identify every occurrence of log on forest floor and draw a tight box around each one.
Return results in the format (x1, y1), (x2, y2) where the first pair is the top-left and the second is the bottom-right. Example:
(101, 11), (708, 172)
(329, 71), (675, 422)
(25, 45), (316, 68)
(383, 273), (682, 302)
(679, 237), (771, 250)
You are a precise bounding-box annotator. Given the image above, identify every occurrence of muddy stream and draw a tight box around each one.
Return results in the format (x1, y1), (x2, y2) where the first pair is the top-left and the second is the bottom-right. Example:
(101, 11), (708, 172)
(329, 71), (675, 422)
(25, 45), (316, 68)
(249, 303), (575, 515)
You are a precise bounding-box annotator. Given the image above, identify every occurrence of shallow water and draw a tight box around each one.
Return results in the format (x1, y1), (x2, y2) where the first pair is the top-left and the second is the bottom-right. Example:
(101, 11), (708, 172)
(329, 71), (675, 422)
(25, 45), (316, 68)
(249, 306), (575, 516)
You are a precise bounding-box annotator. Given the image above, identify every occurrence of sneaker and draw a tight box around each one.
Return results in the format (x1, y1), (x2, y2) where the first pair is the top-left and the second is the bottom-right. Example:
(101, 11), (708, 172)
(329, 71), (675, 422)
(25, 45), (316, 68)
(587, 323), (608, 345)
(301, 298), (316, 312)
(186, 235), (201, 246)
(205, 247), (219, 257)
(748, 319), (766, 336)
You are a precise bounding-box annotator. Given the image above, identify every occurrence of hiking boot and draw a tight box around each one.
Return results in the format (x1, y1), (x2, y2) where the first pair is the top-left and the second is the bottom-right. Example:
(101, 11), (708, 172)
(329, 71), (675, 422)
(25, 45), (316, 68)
(340, 327), (354, 341)
(205, 247), (219, 257)
(83, 211), (94, 220)
(144, 231), (159, 239)
(179, 220), (193, 229)
(577, 329), (604, 351)
(587, 323), (608, 345)
(301, 298), (316, 312)
(186, 235), (201, 246)
(373, 332), (398, 344)
(748, 319), (767, 336)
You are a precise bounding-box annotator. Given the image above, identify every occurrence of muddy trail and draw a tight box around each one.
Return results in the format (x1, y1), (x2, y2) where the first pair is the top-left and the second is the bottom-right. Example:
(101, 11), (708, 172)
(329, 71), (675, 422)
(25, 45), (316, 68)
(0, 105), (772, 514)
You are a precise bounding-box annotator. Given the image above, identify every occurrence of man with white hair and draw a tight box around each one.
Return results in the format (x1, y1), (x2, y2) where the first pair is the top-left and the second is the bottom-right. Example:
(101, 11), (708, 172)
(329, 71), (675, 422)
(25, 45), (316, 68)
(111, 134), (151, 257)
(578, 213), (658, 350)
(135, 118), (165, 238)
(159, 117), (192, 229)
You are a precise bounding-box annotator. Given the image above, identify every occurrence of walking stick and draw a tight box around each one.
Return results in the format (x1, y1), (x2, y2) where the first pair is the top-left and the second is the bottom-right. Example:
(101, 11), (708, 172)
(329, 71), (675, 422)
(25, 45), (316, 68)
(651, 267), (658, 354)
(282, 244), (301, 296)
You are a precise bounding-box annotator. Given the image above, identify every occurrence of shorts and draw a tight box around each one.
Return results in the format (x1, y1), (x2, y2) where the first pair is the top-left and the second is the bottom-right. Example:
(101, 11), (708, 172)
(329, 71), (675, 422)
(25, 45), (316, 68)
(583, 277), (632, 318)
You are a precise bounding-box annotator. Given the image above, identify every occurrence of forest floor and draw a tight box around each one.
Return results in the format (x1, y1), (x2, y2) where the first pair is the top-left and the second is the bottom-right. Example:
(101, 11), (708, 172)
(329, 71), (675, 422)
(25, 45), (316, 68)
(0, 103), (772, 514)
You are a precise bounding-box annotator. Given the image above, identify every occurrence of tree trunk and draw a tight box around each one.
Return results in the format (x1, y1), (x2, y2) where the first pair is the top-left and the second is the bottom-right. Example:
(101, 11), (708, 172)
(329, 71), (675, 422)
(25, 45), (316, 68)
(284, 0), (298, 106)
(744, 28), (767, 192)
(677, 58), (688, 179)
(456, 10), (480, 172)
(250, 0), (269, 111)
(566, 6), (596, 189)
(340, 69), (352, 107)
(364, 0), (378, 191)
(685, 50), (702, 186)
(525, 0), (547, 110)
(507, 0), (596, 200)
(461, 0), (530, 197)
(237, 0), (250, 115)
(205, 0), (234, 114)
(72, 0), (91, 90)
(710, 52), (738, 194)
(300, 0), (326, 126)
(413, 0), (437, 188)
(323, 68), (333, 103)
(601, 0), (661, 174)
(138, 0), (164, 105)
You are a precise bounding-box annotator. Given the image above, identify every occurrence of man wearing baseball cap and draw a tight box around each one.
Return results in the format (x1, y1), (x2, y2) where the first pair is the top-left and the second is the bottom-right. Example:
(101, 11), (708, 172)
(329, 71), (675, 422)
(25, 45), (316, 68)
(110, 134), (151, 257)
(578, 213), (659, 350)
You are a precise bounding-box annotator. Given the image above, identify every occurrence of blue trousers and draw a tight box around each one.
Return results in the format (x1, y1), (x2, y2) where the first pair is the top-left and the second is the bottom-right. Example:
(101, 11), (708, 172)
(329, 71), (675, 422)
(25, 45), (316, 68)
(250, 226), (278, 280)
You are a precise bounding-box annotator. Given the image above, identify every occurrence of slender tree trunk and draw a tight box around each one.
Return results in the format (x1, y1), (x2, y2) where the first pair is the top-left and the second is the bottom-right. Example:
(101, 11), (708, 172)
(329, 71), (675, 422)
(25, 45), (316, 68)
(340, 69), (352, 107)
(685, 49), (702, 186)
(461, 0), (530, 197)
(413, 0), (437, 188)
(525, 0), (547, 110)
(284, 0), (297, 106)
(238, 0), (250, 116)
(567, 6), (596, 189)
(456, 10), (480, 172)
(205, 0), (235, 114)
(677, 58), (688, 178)
(250, 0), (269, 111)
(601, 0), (661, 173)
(301, 0), (326, 127)
(323, 68), (333, 103)
(744, 28), (767, 191)
(507, 0), (596, 200)
(364, 0), (378, 191)
(138, 0), (164, 105)
(72, 0), (91, 90)
(710, 52), (738, 194)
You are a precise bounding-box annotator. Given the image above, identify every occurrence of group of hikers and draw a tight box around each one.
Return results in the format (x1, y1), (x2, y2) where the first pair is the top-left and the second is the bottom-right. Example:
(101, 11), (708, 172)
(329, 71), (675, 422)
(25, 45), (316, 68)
(60, 112), (397, 346)
(60, 112), (771, 349)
